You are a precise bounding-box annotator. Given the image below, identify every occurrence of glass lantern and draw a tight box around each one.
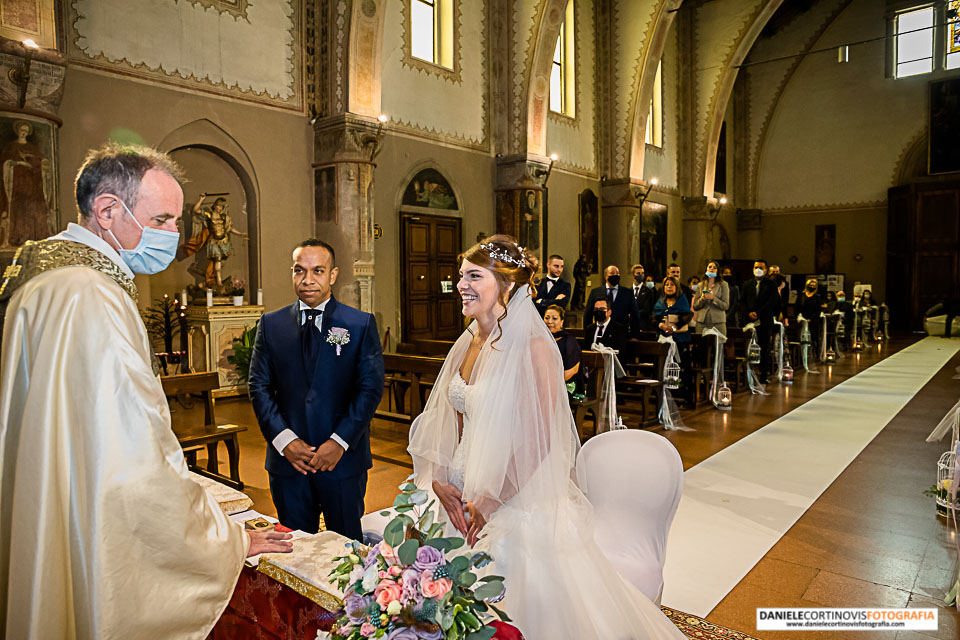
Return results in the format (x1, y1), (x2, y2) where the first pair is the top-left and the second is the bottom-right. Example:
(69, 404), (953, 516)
(717, 382), (732, 410)
(747, 342), (761, 365)
(782, 360), (794, 383)
(664, 361), (681, 390)
(853, 339), (864, 351)
(824, 348), (836, 364)
(836, 320), (845, 339)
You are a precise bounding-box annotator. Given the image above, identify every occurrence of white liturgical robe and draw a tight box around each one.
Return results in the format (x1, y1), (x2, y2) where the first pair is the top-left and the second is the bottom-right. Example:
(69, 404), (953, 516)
(0, 259), (248, 638)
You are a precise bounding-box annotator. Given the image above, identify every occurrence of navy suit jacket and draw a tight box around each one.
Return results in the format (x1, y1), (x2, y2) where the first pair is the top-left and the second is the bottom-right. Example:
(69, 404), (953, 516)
(535, 277), (571, 314)
(248, 296), (385, 479)
(585, 285), (641, 335)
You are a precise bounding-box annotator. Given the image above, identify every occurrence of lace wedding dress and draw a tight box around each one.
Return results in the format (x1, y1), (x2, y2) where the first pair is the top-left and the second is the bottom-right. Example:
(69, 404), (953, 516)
(410, 287), (685, 640)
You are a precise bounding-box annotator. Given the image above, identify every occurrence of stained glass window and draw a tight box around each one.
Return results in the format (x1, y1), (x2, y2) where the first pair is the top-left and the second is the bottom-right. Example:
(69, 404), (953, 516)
(410, 0), (453, 70)
(947, 0), (960, 69)
(549, 0), (575, 117)
(645, 61), (663, 147)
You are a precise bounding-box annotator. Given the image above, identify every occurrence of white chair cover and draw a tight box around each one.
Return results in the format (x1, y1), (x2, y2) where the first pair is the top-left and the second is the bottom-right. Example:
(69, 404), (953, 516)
(575, 430), (683, 604)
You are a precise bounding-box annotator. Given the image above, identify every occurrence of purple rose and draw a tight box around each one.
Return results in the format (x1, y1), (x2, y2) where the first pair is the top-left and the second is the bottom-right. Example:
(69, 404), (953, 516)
(400, 568), (423, 606)
(386, 629), (419, 640)
(412, 545), (444, 572)
(345, 593), (372, 622)
(414, 628), (444, 640)
(364, 548), (379, 569)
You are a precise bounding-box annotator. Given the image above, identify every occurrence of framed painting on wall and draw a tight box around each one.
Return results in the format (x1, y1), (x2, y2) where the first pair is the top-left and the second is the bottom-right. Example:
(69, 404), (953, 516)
(0, 113), (58, 250)
(640, 201), (667, 281)
(314, 165), (337, 224)
(578, 189), (598, 274)
(815, 224), (836, 274)
(929, 77), (960, 175)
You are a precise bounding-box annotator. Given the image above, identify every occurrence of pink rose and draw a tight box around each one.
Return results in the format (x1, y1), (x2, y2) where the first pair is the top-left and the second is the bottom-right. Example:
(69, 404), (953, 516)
(360, 622), (376, 637)
(388, 565), (402, 577)
(378, 541), (399, 564)
(420, 571), (453, 599)
(375, 579), (403, 607)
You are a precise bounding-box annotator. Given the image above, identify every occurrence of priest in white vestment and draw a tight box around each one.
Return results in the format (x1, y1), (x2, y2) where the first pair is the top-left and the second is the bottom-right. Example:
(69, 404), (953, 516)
(0, 144), (291, 639)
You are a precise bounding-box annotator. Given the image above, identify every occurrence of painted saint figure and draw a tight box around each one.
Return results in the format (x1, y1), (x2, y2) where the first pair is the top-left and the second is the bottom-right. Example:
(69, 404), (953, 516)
(0, 121), (52, 247)
(180, 193), (248, 286)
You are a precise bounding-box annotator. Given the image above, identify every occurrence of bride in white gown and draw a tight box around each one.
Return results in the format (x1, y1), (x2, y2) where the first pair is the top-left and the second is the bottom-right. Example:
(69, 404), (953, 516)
(408, 236), (685, 640)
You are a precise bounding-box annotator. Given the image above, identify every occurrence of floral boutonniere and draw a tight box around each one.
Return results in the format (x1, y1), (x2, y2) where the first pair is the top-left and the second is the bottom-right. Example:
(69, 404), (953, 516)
(326, 327), (350, 355)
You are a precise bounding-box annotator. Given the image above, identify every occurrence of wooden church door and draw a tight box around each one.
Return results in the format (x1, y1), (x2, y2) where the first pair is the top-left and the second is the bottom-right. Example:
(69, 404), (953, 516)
(400, 213), (463, 342)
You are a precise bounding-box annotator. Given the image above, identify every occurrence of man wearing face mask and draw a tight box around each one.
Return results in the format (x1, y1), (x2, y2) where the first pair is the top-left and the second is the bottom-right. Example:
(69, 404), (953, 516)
(585, 265), (641, 336)
(582, 298), (627, 353)
(631, 263), (655, 330)
(0, 144), (293, 640)
(740, 259), (767, 326)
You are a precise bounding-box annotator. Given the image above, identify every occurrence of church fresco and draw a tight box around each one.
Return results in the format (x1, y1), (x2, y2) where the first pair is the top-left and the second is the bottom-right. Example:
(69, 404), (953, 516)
(0, 115), (56, 249)
(401, 168), (458, 210)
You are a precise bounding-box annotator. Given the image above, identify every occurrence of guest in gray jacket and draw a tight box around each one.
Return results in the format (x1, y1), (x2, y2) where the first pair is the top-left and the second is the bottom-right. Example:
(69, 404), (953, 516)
(693, 260), (730, 336)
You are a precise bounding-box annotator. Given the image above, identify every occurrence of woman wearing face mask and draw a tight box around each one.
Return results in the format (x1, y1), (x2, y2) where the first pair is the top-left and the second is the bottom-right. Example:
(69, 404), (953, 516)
(796, 278), (822, 350)
(693, 260), (730, 336)
(408, 235), (688, 640)
(654, 277), (695, 404)
(543, 304), (582, 397)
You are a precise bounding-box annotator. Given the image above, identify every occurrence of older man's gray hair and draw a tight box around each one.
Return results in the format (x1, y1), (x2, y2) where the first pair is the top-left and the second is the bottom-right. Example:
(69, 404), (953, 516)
(74, 143), (183, 221)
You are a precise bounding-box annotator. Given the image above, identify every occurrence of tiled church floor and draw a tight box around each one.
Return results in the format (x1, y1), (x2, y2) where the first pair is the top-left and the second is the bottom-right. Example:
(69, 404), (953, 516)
(183, 336), (960, 638)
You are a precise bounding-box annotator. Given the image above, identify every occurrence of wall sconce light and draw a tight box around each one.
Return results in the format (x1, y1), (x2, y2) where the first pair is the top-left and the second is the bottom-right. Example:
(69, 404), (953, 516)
(356, 114), (388, 162)
(373, 223), (383, 240)
(635, 177), (658, 205)
(706, 195), (727, 217)
(534, 153), (558, 185)
(9, 39), (40, 109)
(838, 45), (849, 63)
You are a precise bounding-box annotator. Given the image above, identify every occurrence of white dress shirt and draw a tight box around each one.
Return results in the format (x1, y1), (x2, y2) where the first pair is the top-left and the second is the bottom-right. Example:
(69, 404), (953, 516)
(545, 277), (557, 293)
(271, 297), (349, 456)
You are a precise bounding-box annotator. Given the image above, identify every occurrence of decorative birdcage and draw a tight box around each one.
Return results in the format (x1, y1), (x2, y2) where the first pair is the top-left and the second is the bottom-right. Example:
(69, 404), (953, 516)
(664, 361), (681, 390)
(836, 320), (846, 339)
(824, 348), (837, 364)
(781, 361), (794, 383)
(747, 342), (761, 364)
(717, 382), (732, 410)
(936, 451), (959, 518)
(800, 324), (811, 344)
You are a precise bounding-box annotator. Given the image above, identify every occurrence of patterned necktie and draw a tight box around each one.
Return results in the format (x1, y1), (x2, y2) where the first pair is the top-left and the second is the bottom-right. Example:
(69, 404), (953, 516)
(301, 309), (322, 384)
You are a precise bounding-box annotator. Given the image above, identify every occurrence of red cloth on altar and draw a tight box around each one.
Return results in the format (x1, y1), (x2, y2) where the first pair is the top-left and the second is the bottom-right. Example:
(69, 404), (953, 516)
(210, 565), (524, 640)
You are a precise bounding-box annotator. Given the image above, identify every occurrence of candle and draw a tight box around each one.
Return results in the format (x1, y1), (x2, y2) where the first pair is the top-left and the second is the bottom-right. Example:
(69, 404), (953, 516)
(257, 288), (263, 306)
(206, 288), (213, 307)
(181, 289), (188, 307)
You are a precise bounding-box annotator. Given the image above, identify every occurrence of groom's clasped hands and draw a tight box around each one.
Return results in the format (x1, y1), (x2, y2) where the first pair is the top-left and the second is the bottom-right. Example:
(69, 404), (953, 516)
(282, 437), (344, 474)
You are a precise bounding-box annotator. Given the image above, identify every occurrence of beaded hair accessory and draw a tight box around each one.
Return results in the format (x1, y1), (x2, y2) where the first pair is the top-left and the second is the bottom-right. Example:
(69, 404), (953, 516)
(481, 242), (527, 268)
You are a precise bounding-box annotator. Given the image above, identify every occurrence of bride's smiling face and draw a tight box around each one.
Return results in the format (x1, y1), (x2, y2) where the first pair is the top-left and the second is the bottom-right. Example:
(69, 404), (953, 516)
(458, 259), (502, 319)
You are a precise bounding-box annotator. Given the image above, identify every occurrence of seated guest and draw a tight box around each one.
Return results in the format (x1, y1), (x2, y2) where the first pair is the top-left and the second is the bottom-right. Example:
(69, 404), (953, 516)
(534, 254), (571, 315)
(833, 290), (855, 348)
(585, 264), (641, 335)
(693, 260), (729, 336)
(631, 263), (656, 330)
(583, 298), (627, 353)
(544, 304), (583, 396)
(796, 278), (822, 348)
(654, 277), (694, 402)
(722, 266), (740, 329)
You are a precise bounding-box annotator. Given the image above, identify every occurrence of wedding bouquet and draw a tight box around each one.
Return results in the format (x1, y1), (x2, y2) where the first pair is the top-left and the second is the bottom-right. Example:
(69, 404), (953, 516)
(327, 477), (510, 640)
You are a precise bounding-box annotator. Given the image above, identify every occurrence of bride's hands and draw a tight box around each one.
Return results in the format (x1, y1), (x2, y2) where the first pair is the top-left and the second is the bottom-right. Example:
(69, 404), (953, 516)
(464, 502), (487, 547)
(432, 480), (468, 535)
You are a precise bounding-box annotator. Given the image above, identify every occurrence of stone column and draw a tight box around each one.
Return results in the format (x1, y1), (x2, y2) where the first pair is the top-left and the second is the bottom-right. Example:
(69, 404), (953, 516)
(494, 154), (551, 260)
(599, 179), (647, 273)
(312, 113), (384, 313)
(737, 208), (762, 261)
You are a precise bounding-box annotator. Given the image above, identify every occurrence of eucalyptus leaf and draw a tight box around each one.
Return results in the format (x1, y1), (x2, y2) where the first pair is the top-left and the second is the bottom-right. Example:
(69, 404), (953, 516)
(379, 510), (393, 517)
(488, 604), (512, 623)
(410, 490), (429, 505)
(476, 575), (503, 584)
(393, 493), (412, 508)
(402, 482), (419, 492)
(425, 538), (451, 552)
(466, 627), (497, 640)
(458, 571), (477, 587)
(394, 504), (415, 514)
(447, 537), (465, 550)
(398, 538), (420, 565)
(439, 609), (455, 631)
(383, 518), (405, 547)
(473, 582), (504, 601)
(418, 508), (435, 531)
(450, 556), (470, 573)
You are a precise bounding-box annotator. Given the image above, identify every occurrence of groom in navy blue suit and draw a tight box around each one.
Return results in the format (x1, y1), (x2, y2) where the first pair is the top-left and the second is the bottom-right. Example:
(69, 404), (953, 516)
(249, 238), (384, 539)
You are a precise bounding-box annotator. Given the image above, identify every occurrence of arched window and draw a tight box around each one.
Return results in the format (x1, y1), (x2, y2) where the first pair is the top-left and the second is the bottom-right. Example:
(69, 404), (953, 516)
(550, 0), (576, 117)
(645, 60), (663, 148)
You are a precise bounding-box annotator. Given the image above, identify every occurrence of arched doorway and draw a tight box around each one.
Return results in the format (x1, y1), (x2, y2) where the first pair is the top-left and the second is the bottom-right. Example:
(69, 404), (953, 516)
(397, 166), (463, 342)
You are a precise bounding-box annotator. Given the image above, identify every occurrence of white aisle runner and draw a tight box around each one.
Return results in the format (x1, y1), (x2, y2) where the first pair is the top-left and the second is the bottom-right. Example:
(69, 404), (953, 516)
(661, 337), (960, 617)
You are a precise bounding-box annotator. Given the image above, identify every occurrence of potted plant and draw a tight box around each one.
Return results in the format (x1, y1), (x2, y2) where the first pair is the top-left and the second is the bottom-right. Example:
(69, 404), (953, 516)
(227, 321), (258, 384)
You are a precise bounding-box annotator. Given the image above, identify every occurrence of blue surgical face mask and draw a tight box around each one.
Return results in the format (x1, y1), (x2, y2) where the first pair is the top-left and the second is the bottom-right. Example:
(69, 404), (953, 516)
(645, 281), (655, 289)
(108, 198), (180, 274)
(705, 271), (717, 278)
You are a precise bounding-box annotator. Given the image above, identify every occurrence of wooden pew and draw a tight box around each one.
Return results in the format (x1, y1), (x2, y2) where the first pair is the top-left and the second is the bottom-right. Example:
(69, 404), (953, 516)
(571, 350), (605, 437)
(161, 372), (247, 490)
(616, 340), (669, 427)
(377, 353), (446, 424)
